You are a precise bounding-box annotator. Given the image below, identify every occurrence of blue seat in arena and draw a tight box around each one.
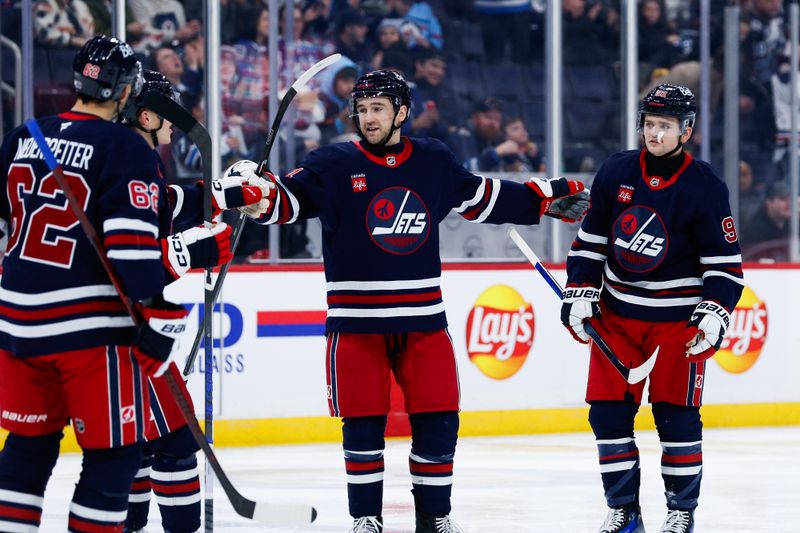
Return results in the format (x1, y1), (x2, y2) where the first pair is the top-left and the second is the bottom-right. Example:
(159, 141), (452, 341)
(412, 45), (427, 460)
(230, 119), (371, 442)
(521, 62), (545, 100)
(564, 65), (617, 102)
(564, 100), (608, 143)
(448, 60), (485, 103)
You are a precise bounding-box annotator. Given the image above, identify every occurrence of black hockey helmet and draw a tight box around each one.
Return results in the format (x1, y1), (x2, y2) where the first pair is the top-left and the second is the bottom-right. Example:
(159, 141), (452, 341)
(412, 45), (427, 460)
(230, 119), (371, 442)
(637, 83), (696, 134)
(120, 69), (178, 127)
(351, 69), (411, 113)
(73, 35), (142, 102)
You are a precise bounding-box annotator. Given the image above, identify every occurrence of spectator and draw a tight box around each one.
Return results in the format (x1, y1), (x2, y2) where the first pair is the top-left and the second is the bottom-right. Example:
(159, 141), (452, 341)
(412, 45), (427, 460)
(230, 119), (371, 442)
(371, 18), (406, 70)
(301, 0), (333, 42)
(151, 42), (203, 108)
(739, 159), (764, 227)
(638, 0), (681, 81)
(562, 0), (619, 66)
(446, 97), (520, 172)
(334, 8), (372, 70)
(409, 47), (456, 140)
(741, 180), (791, 253)
(741, 0), (784, 87)
(385, 0), (443, 50)
(318, 55), (359, 144)
(280, 3), (336, 92)
(770, 44), (800, 180)
(34, 0), (94, 48)
(502, 116), (543, 172)
(474, 0), (531, 64)
(379, 43), (415, 79)
(127, 0), (202, 53)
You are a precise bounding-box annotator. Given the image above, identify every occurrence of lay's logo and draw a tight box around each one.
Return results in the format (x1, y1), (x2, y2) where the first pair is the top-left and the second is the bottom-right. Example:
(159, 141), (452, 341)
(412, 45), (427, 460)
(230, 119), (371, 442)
(465, 285), (535, 380)
(714, 286), (768, 374)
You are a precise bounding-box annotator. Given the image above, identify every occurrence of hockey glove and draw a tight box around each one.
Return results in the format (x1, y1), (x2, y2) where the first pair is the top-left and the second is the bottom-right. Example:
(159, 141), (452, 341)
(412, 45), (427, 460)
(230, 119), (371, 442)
(560, 285), (601, 343)
(134, 296), (189, 378)
(209, 175), (265, 217)
(162, 223), (233, 280)
(685, 300), (730, 362)
(222, 160), (276, 218)
(526, 177), (590, 223)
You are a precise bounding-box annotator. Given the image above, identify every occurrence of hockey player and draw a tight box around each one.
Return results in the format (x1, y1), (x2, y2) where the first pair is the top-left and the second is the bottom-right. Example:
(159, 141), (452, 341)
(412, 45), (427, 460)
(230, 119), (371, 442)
(117, 69), (271, 533)
(562, 84), (744, 533)
(226, 70), (590, 533)
(0, 35), (227, 532)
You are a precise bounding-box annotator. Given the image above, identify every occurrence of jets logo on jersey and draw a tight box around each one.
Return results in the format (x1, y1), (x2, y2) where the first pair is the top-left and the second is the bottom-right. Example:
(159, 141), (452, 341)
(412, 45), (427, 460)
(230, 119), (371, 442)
(612, 205), (669, 272)
(366, 187), (429, 255)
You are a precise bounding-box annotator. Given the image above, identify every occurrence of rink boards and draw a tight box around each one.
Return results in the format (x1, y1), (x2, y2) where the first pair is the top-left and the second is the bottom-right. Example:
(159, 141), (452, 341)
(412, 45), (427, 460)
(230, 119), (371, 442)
(2, 263), (798, 450)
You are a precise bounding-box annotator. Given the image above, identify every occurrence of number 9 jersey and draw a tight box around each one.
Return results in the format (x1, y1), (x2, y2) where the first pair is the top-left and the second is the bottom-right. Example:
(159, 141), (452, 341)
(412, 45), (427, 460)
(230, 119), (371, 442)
(0, 111), (173, 357)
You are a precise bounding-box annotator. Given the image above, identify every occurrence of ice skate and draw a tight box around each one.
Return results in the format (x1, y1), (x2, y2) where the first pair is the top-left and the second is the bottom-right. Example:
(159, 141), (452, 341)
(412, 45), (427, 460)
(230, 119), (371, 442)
(349, 515), (383, 533)
(416, 511), (465, 533)
(599, 505), (645, 533)
(659, 509), (694, 533)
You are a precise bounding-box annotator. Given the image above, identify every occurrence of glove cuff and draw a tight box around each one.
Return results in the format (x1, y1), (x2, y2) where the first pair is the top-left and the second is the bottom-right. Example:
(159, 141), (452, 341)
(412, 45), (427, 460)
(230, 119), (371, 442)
(691, 300), (730, 329)
(562, 286), (601, 302)
(162, 233), (190, 279)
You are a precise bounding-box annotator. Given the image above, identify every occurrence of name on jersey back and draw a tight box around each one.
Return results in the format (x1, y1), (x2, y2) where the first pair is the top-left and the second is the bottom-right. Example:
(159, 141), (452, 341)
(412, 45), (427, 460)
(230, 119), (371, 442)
(14, 136), (95, 171)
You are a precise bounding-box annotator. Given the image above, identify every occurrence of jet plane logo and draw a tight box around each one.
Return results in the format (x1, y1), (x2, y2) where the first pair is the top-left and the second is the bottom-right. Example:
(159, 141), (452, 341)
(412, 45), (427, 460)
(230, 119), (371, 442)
(366, 187), (430, 255)
(612, 205), (669, 272)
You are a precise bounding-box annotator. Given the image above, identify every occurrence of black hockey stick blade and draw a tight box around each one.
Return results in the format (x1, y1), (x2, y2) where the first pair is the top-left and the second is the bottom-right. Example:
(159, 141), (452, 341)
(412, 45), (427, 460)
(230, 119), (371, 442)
(507, 228), (658, 384)
(163, 372), (317, 527)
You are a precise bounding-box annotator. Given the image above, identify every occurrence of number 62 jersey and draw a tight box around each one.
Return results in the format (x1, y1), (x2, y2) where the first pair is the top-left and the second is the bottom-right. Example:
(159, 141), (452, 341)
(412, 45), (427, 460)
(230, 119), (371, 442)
(0, 111), (173, 357)
(567, 149), (744, 322)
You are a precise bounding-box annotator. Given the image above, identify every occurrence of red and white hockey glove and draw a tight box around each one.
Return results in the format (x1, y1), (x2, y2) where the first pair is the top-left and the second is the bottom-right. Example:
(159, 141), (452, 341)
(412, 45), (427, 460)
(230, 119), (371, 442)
(685, 300), (729, 362)
(221, 160), (276, 218)
(161, 223), (233, 279)
(560, 285), (601, 343)
(134, 296), (189, 377)
(526, 177), (590, 223)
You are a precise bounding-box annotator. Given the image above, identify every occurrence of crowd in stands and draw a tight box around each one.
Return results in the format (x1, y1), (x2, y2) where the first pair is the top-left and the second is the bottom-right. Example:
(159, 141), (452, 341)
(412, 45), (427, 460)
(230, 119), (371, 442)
(2, 0), (800, 261)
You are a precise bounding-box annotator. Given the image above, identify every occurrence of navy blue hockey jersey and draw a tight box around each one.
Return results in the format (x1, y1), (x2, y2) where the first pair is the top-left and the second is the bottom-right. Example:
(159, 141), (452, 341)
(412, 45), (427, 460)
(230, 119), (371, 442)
(567, 149), (744, 322)
(258, 137), (545, 333)
(0, 111), (173, 357)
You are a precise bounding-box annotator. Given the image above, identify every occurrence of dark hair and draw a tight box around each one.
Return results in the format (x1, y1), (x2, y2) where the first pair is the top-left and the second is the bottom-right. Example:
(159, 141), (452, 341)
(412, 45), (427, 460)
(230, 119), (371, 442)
(473, 97), (504, 114)
(237, 5), (268, 43)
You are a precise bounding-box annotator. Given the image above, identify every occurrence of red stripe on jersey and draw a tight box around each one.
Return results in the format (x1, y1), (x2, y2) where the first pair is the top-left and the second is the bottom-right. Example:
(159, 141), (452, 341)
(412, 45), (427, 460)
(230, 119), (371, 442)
(409, 462), (453, 474)
(328, 290), (442, 305)
(662, 452), (703, 464)
(599, 450), (639, 462)
(59, 111), (101, 121)
(461, 180), (493, 220)
(68, 515), (124, 532)
(117, 349), (136, 445)
(353, 137), (414, 167)
(0, 300), (126, 321)
(0, 503), (42, 523)
(345, 460), (384, 472)
(104, 234), (160, 248)
(153, 479), (201, 495)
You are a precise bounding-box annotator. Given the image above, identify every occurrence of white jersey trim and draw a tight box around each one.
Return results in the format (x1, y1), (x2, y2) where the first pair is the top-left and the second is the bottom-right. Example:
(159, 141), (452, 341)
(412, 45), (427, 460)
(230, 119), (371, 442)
(327, 277), (440, 291)
(699, 254), (742, 265)
(595, 437), (634, 445)
(453, 176), (486, 213)
(154, 493), (202, 506)
(327, 303), (446, 318)
(128, 493), (151, 503)
(605, 284), (702, 307)
(0, 488), (44, 507)
(0, 284), (118, 306)
(660, 440), (703, 448)
(0, 316), (134, 338)
(151, 468), (198, 482)
(702, 270), (745, 285)
(661, 465), (702, 476)
(346, 472), (384, 484)
(568, 249), (606, 261)
(473, 178), (501, 224)
(604, 265), (702, 290)
(578, 228), (608, 244)
(599, 460), (638, 473)
(103, 218), (159, 238)
(0, 521), (38, 533)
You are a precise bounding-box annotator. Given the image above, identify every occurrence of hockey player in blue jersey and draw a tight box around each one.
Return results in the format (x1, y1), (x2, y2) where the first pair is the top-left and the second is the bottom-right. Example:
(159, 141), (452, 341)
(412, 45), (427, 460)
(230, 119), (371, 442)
(562, 84), (744, 533)
(117, 69), (271, 533)
(226, 69), (590, 533)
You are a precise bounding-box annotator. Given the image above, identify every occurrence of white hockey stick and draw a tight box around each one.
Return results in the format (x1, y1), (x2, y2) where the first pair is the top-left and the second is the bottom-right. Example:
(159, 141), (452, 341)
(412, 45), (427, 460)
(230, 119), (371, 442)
(508, 228), (658, 384)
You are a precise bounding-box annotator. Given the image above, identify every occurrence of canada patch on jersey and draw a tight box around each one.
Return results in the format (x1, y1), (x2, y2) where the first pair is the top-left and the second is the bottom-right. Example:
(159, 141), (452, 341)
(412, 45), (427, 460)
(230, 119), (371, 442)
(366, 187), (429, 255)
(612, 205), (669, 272)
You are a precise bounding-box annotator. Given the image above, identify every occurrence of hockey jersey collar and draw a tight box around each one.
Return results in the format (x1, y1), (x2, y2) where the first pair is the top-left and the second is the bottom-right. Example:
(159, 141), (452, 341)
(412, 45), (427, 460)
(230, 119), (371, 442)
(639, 148), (693, 190)
(353, 137), (413, 168)
(58, 111), (103, 121)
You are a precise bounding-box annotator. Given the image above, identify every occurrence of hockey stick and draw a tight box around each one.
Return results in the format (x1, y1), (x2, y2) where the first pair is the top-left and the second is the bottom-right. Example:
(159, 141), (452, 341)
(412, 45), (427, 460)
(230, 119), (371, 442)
(24, 119), (317, 527)
(507, 228), (658, 384)
(180, 52), (342, 376)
